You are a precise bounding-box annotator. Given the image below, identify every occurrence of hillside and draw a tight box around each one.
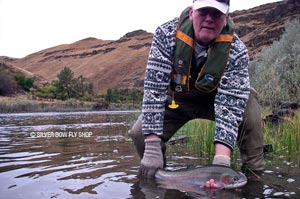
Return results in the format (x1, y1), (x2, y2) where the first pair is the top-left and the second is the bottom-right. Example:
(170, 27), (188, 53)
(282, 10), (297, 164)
(231, 0), (300, 56)
(1, 0), (300, 94)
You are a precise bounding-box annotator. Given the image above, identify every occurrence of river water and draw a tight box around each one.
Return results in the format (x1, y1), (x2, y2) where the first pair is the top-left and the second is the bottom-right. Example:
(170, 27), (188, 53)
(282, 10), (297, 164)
(0, 111), (299, 199)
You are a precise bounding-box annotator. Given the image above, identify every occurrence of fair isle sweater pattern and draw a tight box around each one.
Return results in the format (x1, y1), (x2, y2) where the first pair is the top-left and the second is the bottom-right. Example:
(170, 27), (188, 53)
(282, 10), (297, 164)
(142, 17), (250, 150)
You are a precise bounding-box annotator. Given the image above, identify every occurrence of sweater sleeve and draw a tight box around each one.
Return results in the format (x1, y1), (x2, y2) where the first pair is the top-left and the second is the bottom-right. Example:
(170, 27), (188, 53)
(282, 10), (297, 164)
(141, 21), (176, 135)
(214, 34), (251, 150)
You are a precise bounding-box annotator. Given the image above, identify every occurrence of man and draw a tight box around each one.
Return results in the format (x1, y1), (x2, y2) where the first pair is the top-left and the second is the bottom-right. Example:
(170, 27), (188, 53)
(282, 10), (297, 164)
(129, 0), (265, 184)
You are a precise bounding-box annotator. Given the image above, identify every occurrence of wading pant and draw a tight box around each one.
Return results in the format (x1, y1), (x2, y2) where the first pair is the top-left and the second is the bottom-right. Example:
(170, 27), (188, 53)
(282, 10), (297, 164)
(128, 88), (265, 172)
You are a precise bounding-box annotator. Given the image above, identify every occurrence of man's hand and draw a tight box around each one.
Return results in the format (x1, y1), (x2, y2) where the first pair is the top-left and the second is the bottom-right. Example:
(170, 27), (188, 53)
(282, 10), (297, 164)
(213, 143), (231, 167)
(209, 156), (230, 188)
(140, 137), (164, 178)
(205, 144), (231, 188)
(212, 155), (231, 167)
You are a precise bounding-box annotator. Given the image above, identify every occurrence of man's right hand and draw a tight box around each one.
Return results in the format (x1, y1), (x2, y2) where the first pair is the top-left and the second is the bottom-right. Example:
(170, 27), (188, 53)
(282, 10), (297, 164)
(140, 137), (164, 178)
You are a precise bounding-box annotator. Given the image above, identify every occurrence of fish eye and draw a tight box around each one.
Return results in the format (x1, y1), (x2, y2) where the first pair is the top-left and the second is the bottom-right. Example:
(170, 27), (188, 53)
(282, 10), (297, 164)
(233, 176), (240, 181)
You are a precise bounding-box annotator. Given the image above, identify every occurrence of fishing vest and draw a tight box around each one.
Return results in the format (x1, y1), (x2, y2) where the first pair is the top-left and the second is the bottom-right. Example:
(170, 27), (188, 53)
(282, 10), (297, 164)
(170, 7), (235, 93)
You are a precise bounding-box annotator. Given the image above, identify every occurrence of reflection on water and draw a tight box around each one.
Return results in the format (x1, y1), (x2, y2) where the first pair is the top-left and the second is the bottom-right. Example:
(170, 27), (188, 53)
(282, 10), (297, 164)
(0, 111), (299, 199)
(0, 111), (140, 199)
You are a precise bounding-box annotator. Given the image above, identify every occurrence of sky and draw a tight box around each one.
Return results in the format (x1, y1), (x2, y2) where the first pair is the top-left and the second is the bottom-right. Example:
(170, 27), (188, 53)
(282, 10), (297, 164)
(0, 0), (281, 58)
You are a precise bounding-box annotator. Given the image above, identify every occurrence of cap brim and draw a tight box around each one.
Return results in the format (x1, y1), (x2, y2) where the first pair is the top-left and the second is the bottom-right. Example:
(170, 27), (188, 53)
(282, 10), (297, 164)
(193, 0), (229, 14)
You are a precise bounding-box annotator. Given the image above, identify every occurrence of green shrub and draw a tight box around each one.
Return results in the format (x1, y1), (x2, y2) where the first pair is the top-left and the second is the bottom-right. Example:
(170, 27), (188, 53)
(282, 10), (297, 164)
(36, 85), (57, 98)
(249, 19), (300, 104)
(104, 88), (143, 103)
(54, 67), (94, 100)
(15, 74), (34, 91)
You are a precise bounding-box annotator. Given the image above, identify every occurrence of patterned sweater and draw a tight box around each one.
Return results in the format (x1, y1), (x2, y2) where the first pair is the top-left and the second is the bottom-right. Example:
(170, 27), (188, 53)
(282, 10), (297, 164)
(142, 17), (250, 150)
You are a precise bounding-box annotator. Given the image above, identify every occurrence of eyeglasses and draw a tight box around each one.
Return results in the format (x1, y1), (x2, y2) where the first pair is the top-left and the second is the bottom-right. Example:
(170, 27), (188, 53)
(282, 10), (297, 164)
(195, 8), (225, 19)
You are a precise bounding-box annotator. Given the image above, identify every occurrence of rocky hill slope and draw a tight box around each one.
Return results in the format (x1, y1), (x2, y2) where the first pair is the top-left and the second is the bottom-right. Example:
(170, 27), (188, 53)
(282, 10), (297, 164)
(231, 0), (300, 56)
(1, 0), (300, 94)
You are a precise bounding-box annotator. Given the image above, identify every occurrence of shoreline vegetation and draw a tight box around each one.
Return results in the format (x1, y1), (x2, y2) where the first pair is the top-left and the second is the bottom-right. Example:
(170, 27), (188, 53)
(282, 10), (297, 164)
(0, 95), (141, 113)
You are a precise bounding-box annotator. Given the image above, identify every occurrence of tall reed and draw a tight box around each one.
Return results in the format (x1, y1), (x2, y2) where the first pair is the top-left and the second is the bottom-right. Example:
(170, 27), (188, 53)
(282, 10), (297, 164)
(175, 119), (215, 158)
(263, 113), (300, 161)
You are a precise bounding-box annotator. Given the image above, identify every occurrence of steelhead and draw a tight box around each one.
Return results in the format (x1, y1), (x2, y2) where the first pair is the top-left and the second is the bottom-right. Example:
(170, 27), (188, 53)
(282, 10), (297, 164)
(155, 166), (247, 189)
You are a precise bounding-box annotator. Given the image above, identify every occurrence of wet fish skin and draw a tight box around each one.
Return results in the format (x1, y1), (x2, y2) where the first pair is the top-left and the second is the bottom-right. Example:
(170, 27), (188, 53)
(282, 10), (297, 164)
(155, 165), (247, 189)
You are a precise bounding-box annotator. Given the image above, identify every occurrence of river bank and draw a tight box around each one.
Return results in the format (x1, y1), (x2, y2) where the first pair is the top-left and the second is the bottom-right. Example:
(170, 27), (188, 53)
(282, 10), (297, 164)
(0, 95), (94, 113)
(0, 95), (140, 113)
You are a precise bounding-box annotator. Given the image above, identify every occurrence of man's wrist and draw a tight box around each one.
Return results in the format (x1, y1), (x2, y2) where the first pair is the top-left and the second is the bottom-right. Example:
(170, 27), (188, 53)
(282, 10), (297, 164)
(215, 143), (231, 156)
(145, 134), (160, 140)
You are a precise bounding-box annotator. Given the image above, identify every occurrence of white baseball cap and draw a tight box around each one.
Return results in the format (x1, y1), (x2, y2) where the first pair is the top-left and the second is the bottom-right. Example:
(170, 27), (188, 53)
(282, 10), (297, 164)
(193, 0), (230, 14)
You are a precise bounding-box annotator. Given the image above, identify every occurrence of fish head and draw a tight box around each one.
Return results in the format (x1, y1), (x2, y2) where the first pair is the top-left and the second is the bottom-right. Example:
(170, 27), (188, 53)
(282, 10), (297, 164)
(220, 172), (247, 189)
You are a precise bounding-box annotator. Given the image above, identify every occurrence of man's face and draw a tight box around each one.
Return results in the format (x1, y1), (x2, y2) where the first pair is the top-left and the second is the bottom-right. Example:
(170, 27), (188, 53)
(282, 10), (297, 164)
(189, 7), (229, 46)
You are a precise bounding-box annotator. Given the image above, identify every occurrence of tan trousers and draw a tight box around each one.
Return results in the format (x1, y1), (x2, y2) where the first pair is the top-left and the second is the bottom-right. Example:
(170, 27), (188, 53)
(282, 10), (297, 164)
(128, 88), (265, 172)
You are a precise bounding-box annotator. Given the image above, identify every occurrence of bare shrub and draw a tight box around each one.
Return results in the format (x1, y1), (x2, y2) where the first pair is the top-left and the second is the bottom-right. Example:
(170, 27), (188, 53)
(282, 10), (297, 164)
(0, 69), (18, 96)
